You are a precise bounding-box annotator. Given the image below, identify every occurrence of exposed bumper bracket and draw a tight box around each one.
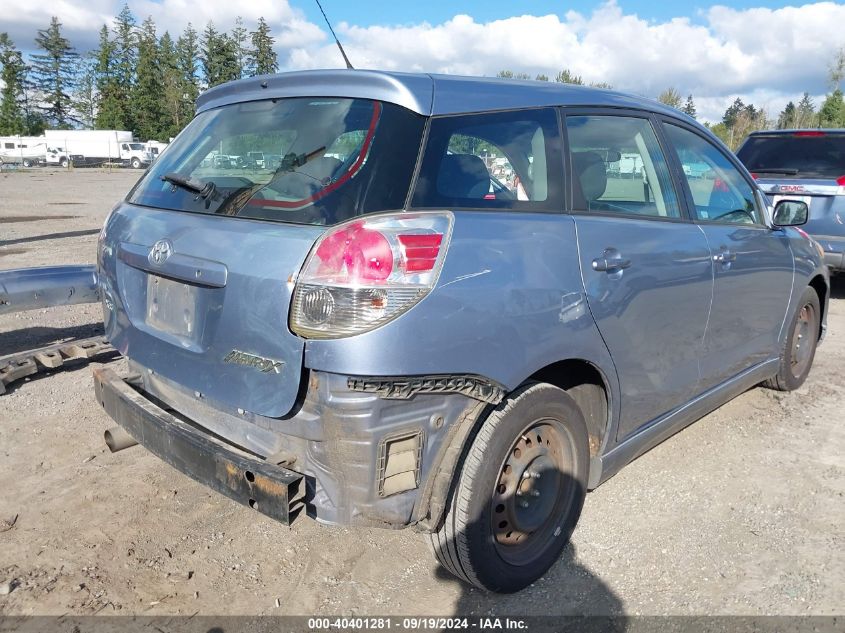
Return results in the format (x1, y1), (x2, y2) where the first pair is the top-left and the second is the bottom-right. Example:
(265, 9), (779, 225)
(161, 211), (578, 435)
(347, 374), (505, 404)
(93, 366), (305, 525)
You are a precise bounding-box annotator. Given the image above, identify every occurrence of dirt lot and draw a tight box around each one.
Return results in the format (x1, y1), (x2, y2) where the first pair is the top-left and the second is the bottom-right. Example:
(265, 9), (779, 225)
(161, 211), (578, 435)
(0, 169), (843, 616)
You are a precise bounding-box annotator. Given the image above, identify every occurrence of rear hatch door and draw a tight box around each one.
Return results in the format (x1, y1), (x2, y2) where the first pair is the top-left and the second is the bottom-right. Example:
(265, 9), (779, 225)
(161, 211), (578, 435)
(102, 203), (323, 418)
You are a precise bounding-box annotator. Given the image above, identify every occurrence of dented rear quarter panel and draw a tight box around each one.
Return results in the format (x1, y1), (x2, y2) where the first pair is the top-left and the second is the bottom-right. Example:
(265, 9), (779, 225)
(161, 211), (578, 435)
(304, 210), (621, 445)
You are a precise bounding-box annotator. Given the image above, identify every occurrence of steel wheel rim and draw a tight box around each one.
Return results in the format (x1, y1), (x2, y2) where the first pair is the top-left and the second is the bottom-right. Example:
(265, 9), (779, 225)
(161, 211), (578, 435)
(491, 418), (577, 566)
(790, 303), (816, 379)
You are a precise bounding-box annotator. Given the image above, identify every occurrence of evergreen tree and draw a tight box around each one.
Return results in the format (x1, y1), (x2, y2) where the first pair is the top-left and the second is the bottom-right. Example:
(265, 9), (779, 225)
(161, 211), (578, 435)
(176, 23), (201, 126)
(590, 81), (613, 89)
(819, 89), (845, 128)
(201, 23), (235, 87)
(681, 94), (697, 118)
(554, 69), (583, 85)
(72, 59), (97, 128)
(93, 24), (123, 129)
(29, 17), (79, 127)
(658, 87), (683, 109)
(132, 17), (165, 140)
(0, 33), (27, 135)
(795, 93), (816, 128)
(231, 17), (249, 80)
(248, 18), (278, 76)
(159, 31), (182, 138)
(112, 4), (137, 130)
(777, 101), (796, 129)
(535, 73), (548, 82)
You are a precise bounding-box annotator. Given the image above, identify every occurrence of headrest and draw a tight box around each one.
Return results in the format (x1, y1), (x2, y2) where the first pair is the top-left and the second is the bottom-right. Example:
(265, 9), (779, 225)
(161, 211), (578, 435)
(572, 151), (607, 202)
(437, 153), (492, 198)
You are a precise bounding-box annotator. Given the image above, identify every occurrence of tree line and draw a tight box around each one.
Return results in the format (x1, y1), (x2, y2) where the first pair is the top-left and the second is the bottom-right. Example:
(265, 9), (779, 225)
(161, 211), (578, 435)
(498, 62), (845, 151)
(0, 4), (279, 141)
(3, 10), (845, 148)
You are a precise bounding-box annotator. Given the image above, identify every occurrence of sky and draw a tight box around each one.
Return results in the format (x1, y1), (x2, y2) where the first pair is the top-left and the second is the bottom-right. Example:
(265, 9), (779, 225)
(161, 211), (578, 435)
(0, 0), (842, 123)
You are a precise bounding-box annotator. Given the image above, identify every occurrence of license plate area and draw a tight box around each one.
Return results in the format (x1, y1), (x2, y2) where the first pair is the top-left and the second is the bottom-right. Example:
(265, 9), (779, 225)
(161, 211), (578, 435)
(146, 274), (199, 339)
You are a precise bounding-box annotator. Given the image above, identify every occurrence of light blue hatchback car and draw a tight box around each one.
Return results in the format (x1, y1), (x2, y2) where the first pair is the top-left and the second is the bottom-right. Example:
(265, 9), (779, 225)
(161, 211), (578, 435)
(94, 70), (829, 592)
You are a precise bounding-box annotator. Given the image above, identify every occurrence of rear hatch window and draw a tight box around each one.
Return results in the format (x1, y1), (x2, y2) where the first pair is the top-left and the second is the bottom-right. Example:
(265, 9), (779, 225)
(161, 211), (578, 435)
(737, 133), (845, 179)
(129, 98), (425, 225)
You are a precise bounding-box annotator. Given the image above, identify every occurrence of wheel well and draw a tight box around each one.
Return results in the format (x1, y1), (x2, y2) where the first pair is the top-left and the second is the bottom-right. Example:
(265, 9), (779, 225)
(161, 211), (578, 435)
(809, 275), (827, 340)
(529, 360), (609, 457)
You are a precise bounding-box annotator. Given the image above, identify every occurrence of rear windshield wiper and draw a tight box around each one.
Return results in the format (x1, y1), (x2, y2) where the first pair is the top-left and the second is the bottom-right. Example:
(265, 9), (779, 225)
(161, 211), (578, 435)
(750, 167), (800, 175)
(161, 172), (217, 199)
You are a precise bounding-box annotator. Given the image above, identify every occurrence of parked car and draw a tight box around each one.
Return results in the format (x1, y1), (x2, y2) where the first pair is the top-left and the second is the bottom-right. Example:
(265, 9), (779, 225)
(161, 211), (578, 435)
(95, 70), (829, 593)
(247, 151), (266, 168)
(737, 129), (845, 273)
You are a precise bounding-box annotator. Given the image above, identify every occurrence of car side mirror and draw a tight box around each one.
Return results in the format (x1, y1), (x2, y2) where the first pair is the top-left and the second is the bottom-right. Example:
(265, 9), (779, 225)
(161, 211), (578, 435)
(772, 199), (809, 227)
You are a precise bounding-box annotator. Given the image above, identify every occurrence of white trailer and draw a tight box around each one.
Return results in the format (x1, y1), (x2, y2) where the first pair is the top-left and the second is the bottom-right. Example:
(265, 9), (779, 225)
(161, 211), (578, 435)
(0, 136), (48, 167)
(43, 130), (153, 169)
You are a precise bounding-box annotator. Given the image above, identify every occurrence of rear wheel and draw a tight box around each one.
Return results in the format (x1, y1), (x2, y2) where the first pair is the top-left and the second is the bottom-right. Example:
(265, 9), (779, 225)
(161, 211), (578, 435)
(429, 382), (589, 593)
(22, 158), (32, 168)
(764, 286), (820, 391)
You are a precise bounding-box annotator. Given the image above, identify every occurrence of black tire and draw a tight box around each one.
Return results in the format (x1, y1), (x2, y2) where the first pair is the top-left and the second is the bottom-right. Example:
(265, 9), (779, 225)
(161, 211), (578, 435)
(429, 382), (589, 593)
(764, 286), (821, 391)
(60, 158), (69, 168)
(131, 158), (141, 169)
(22, 158), (32, 168)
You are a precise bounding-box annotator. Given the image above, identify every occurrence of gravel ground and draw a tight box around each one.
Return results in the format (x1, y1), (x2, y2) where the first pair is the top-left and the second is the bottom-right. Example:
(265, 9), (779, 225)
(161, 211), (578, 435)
(0, 169), (842, 616)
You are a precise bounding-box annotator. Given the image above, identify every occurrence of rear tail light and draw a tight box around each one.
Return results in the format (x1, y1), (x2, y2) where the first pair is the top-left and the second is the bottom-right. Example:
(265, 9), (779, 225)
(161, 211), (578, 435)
(794, 131), (826, 137)
(290, 212), (453, 338)
(836, 175), (845, 187)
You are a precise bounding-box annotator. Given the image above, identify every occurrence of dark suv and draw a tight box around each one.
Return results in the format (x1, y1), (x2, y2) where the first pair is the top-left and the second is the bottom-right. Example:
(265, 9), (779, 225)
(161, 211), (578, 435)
(94, 70), (828, 593)
(737, 129), (845, 272)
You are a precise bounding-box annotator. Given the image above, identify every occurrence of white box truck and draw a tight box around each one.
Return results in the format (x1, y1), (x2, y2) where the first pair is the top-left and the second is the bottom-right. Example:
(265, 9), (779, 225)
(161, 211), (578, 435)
(44, 130), (153, 168)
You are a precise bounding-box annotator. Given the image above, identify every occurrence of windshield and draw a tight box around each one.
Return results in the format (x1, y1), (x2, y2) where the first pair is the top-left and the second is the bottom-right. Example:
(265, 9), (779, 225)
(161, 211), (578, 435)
(737, 134), (845, 179)
(129, 97), (425, 225)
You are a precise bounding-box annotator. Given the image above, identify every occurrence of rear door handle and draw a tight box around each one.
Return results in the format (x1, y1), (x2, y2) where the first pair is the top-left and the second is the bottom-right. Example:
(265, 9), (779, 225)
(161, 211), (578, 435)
(592, 254), (632, 272)
(713, 250), (737, 263)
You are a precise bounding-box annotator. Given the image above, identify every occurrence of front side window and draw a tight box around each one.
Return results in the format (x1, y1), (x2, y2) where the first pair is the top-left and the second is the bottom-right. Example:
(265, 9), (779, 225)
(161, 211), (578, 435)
(665, 124), (763, 225)
(129, 98), (425, 226)
(411, 108), (562, 211)
(566, 115), (681, 218)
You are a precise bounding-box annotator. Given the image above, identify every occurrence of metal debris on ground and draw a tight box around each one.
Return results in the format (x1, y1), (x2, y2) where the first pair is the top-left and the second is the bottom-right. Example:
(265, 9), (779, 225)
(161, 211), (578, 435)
(0, 336), (117, 394)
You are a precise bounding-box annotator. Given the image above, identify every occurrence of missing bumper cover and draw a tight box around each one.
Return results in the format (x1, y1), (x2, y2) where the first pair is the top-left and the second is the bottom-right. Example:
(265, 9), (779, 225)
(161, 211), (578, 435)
(347, 374), (505, 404)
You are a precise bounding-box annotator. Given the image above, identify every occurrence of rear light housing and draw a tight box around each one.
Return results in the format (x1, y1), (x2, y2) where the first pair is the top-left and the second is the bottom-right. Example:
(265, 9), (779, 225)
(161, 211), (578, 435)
(290, 212), (453, 339)
(836, 175), (845, 187)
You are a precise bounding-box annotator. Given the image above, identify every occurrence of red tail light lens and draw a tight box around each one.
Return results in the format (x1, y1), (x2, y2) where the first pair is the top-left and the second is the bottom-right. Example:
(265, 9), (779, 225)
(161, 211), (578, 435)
(398, 234), (443, 272)
(314, 223), (394, 282)
(291, 212), (453, 338)
(794, 131), (826, 137)
(836, 175), (845, 186)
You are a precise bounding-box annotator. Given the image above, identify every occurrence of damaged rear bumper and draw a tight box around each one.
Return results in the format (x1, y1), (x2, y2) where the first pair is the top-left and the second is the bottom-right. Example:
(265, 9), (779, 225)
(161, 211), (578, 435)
(93, 366), (305, 525)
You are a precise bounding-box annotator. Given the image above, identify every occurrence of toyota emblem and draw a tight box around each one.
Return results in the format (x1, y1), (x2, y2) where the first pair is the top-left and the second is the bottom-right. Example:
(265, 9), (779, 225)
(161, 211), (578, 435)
(148, 239), (173, 266)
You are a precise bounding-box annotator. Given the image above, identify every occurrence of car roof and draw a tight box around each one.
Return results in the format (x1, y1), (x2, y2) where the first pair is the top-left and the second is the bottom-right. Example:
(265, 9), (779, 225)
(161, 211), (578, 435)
(197, 69), (691, 120)
(747, 129), (845, 136)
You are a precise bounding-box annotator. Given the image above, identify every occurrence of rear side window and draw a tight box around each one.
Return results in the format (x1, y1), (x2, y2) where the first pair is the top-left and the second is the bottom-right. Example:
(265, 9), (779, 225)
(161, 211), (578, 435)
(565, 115), (681, 219)
(411, 108), (563, 211)
(665, 124), (763, 225)
(737, 134), (845, 179)
(129, 98), (425, 226)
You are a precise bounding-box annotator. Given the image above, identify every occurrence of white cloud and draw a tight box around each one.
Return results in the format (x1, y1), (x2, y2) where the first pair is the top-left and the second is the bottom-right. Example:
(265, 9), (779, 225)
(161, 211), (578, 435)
(0, 0), (842, 122)
(286, 1), (845, 122)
